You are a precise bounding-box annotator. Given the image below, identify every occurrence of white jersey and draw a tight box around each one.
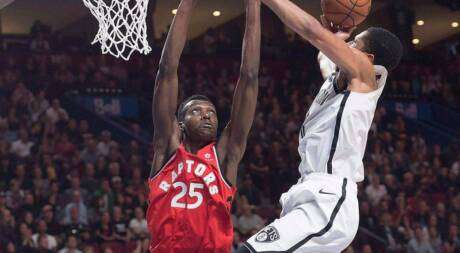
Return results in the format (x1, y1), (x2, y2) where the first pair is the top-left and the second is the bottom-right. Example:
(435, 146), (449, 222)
(298, 65), (388, 183)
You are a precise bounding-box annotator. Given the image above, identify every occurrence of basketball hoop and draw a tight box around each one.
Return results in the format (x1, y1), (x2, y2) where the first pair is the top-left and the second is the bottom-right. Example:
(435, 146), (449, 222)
(82, 0), (152, 60)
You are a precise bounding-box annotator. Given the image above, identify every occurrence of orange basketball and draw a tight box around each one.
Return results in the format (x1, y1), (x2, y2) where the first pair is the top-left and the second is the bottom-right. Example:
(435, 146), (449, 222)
(321, 0), (372, 29)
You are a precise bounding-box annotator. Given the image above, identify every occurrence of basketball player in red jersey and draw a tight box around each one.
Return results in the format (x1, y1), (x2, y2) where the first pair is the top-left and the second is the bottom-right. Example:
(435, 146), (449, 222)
(147, 0), (260, 252)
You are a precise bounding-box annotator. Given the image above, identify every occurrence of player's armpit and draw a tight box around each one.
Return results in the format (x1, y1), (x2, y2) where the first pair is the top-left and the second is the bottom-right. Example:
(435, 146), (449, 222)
(150, 123), (180, 179)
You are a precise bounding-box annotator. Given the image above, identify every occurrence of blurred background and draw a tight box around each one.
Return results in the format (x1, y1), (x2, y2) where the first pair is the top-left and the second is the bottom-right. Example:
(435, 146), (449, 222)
(0, 0), (459, 252)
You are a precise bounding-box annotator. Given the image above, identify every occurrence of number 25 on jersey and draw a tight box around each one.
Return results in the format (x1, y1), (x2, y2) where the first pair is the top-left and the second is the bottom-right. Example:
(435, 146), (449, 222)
(171, 182), (204, 209)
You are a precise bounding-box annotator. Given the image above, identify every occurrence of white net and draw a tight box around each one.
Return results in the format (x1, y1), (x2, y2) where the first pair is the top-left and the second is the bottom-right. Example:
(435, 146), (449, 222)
(82, 0), (152, 60)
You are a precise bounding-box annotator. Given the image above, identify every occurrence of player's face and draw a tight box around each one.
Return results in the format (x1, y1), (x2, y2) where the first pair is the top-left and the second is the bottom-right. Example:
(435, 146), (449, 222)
(182, 100), (218, 142)
(350, 31), (375, 63)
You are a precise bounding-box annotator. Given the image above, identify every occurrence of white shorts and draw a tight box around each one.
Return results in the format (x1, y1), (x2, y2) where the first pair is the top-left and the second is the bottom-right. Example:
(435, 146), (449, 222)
(244, 173), (359, 253)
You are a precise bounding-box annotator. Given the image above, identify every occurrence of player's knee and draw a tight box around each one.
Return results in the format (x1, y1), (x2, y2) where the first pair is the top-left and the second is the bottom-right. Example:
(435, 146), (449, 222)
(236, 245), (252, 253)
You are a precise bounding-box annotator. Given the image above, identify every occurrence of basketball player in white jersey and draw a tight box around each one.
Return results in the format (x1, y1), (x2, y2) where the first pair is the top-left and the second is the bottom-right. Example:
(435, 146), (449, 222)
(237, 0), (403, 252)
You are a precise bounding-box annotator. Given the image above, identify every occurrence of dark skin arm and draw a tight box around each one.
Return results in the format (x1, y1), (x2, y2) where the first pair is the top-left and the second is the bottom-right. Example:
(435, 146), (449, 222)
(150, 0), (196, 178)
(217, 0), (261, 186)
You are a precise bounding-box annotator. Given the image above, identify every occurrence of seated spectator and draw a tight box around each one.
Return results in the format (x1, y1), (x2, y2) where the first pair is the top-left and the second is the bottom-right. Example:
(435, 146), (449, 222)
(237, 203), (264, 235)
(429, 226), (443, 253)
(5, 179), (24, 210)
(31, 164), (50, 200)
(93, 179), (115, 213)
(23, 211), (35, 228)
(63, 177), (88, 205)
(10, 129), (34, 159)
(3, 241), (17, 253)
(0, 208), (17, 243)
(96, 211), (115, 243)
(65, 119), (80, 143)
(365, 176), (387, 206)
(107, 146), (125, 165)
(20, 192), (39, 217)
(97, 130), (113, 157)
(35, 233), (55, 253)
(383, 174), (399, 197)
(29, 90), (50, 122)
(128, 167), (144, 193)
(129, 207), (148, 239)
(18, 223), (35, 251)
(45, 99), (69, 125)
(55, 133), (76, 162)
(63, 207), (87, 237)
(58, 235), (82, 253)
(444, 224), (459, 252)
(111, 176), (124, 195)
(62, 190), (88, 226)
(247, 144), (270, 189)
(375, 212), (404, 251)
(81, 163), (98, 193)
(360, 201), (376, 230)
(32, 220), (57, 251)
(41, 204), (61, 236)
(239, 174), (262, 206)
(112, 206), (130, 242)
(407, 225), (435, 253)
(80, 138), (100, 164)
(11, 82), (33, 106)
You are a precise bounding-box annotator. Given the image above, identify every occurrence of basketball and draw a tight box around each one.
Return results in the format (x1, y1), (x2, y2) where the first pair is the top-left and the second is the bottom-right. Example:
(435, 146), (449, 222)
(321, 0), (372, 29)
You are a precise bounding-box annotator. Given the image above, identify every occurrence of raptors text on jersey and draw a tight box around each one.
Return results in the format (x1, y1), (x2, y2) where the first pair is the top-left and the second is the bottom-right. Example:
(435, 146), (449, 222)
(147, 143), (235, 253)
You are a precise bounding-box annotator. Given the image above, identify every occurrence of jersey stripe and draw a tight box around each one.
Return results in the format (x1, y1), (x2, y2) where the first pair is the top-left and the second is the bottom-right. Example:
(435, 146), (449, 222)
(243, 178), (348, 253)
(326, 91), (350, 174)
(212, 146), (233, 189)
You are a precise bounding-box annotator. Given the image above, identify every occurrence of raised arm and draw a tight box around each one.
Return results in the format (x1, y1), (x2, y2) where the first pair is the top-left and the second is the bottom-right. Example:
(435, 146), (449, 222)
(217, 0), (261, 186)
(318, 16), (356, 80)
(151, 0), (196, 177)
(262, 0), (373, 81)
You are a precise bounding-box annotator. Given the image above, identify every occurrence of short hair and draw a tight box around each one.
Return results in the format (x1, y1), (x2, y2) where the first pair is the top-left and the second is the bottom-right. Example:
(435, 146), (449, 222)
(177, 94), (213, 121)
(362, 27), (403, 71)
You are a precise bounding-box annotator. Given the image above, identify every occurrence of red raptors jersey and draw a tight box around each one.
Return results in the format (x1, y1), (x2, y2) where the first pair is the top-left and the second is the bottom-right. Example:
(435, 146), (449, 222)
(147, 143), (236, 253)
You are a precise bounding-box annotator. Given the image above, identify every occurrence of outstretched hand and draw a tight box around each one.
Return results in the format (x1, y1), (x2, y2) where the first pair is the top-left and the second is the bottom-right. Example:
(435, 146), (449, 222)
(320, 15), (356, 41)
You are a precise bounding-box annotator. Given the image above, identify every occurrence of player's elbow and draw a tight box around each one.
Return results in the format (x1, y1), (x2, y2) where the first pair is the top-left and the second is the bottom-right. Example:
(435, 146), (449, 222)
(157, 62), (178, 77)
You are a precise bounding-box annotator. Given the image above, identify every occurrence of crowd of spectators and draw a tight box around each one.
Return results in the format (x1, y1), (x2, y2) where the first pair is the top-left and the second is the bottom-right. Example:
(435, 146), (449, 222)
(0, 20), (459, 253)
